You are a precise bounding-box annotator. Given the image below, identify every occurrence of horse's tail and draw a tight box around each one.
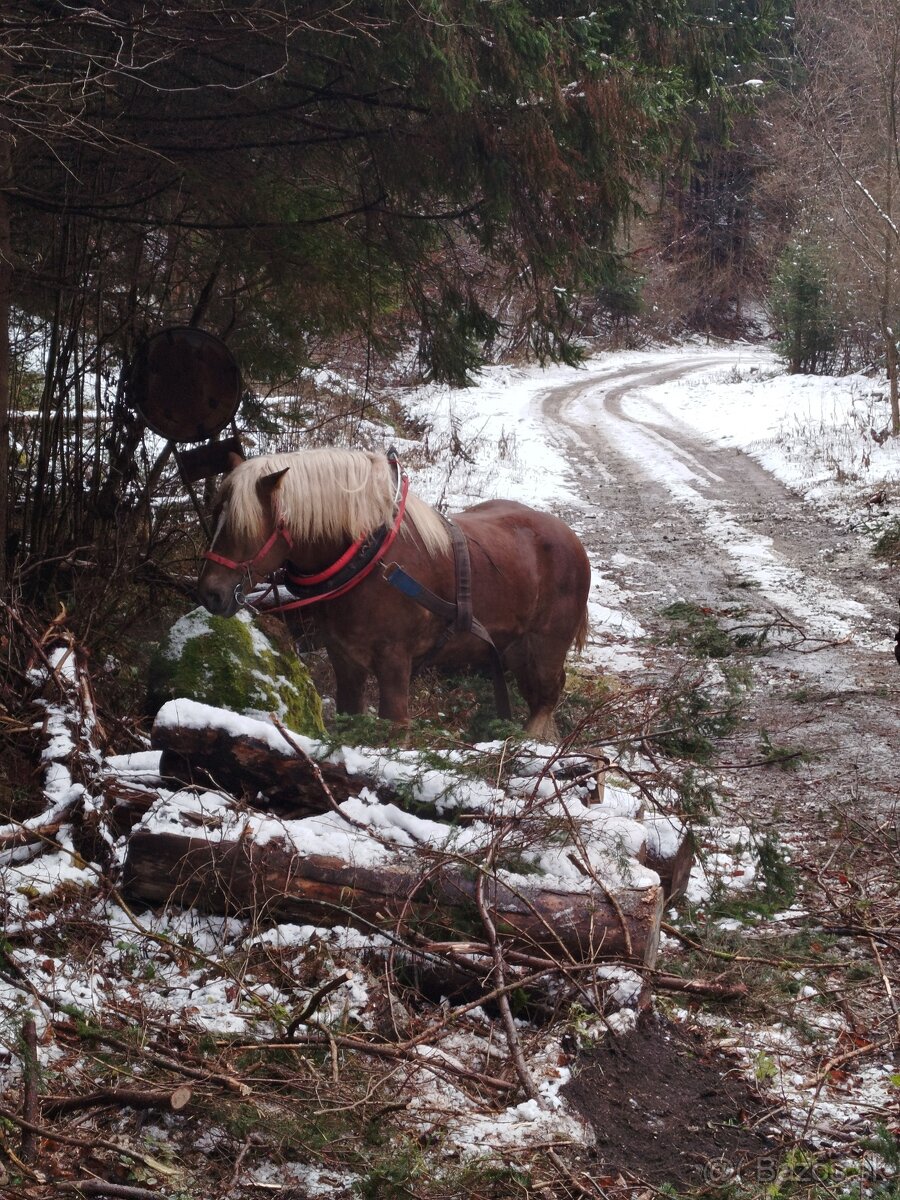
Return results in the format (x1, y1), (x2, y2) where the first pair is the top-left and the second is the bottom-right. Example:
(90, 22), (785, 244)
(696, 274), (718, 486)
(572, 603), (590, 654)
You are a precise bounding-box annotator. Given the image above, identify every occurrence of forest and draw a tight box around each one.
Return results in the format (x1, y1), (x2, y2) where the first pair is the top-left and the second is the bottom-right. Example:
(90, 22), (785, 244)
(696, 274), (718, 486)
(2, 1), (900, 601)
(1, 3), (900, 1199)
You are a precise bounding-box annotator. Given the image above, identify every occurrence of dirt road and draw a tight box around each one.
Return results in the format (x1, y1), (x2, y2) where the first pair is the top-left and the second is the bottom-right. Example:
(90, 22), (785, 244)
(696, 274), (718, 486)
(539, 356), (900, 823)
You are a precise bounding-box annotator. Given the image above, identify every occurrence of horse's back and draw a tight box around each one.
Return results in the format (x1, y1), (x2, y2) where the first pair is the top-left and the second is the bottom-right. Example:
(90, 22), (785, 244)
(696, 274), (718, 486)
(452, 498), (590, 642)
(455, 499), (588, 569)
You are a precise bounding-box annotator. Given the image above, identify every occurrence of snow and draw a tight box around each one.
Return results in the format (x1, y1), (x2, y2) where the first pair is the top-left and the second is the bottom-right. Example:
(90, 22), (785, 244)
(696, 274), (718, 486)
(132, 755), (663, 893)
(156, 698), (318, 757)
(7, 342), (900, 1181)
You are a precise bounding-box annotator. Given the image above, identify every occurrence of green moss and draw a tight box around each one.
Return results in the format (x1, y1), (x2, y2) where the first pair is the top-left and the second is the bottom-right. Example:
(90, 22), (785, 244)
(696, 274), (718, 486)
(150, 608), (324, 736)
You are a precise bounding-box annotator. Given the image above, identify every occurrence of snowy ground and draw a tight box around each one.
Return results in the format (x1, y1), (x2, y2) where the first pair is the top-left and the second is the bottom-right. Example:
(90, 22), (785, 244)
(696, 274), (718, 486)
(3, 342), (899, 1194)
(400, 343), (900, 1166)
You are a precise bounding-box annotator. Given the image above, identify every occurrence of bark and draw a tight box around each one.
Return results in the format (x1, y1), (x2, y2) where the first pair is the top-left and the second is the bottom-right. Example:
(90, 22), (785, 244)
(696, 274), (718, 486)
(152, 719), (389, 815)
(20, 1017), (38, 1164)
(0, 132), (11, 590)
(644, 822), (694, 902)
(123, 827), (664, 966)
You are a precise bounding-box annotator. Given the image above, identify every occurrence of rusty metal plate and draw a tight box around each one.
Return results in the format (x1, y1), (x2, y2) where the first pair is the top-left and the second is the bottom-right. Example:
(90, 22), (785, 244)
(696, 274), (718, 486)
(130, 327), (241, 443)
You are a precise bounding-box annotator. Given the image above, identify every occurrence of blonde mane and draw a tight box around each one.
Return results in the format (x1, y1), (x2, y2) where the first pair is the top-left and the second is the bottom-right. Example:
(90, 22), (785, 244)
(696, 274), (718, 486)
(219, 448), (452, 556)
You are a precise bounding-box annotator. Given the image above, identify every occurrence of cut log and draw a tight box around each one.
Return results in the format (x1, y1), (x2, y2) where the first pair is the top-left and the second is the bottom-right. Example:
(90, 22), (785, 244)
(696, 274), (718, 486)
(124, 826), (664, 967)
(152, 704), (390, 815)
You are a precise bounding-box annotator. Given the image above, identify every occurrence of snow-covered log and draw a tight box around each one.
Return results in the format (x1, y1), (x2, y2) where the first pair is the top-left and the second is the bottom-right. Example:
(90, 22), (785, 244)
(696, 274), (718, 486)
(151, 704), (669, 862)
(123, 790), (665, 966)
(152, 701), (382, 814)
(121, 701), (700, 965)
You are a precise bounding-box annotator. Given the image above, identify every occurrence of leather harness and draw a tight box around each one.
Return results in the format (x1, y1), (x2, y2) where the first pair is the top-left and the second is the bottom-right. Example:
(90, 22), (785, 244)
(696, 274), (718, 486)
(382, 523), (512, 720)
(211, 457), (512, 718)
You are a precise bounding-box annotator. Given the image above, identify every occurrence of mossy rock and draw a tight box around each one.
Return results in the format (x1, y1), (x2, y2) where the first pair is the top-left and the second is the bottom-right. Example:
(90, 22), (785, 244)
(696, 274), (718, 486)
(150, 607), (324, 737)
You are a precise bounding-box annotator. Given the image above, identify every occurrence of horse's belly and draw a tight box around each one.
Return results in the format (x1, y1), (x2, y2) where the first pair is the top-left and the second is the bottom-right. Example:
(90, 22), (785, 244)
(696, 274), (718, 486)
(424, 636), (494, 672)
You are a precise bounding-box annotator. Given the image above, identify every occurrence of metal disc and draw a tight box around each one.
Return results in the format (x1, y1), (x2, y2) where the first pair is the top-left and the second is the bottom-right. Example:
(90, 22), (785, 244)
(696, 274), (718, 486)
(130, 326), (241, 443)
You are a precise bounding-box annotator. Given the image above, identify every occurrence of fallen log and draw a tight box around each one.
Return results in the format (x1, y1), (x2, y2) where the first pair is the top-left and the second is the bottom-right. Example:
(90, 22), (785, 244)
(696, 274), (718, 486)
(123, 814), (664, 966)
(152, 706), (378, 814)
(129, 701), (686, 966)
(148, 702), (693, 902)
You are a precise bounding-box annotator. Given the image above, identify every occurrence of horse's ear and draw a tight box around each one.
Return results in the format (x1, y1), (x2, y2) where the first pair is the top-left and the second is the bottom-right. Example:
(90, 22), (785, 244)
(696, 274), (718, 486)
(256, 467), (290, 504)
(225, 451), (244, 474)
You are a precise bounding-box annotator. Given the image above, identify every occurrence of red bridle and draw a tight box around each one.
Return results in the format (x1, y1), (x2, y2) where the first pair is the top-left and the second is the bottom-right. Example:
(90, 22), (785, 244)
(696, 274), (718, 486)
(202, 467), (410, 613)
(202, 500), (295, 574)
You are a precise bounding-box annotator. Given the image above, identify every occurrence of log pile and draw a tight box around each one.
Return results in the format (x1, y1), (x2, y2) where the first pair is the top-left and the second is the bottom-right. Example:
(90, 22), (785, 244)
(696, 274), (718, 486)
(1, 624), (112, 868)
(115, 699), (695, 969)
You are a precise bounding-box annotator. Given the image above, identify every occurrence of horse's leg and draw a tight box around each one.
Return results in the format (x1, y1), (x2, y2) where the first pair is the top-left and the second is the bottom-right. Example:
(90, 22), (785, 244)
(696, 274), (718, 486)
(507, 637), (569, 741)
(329, 646), (368, 715)
(372, 645), (413, 724)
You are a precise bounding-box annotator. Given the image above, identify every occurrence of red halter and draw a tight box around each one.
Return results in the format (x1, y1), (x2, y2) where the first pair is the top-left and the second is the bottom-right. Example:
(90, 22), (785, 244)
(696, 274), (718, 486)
(202, 464), (410, 612)
(202, 501), (295, 574)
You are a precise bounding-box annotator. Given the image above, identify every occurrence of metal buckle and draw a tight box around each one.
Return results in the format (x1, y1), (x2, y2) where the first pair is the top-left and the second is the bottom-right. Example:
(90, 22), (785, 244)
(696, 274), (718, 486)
(234, 578), (260, 613)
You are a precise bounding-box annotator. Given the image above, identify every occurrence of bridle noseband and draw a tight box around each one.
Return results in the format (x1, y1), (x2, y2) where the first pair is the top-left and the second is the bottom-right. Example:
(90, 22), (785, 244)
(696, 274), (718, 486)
(202, 499), (296, 608)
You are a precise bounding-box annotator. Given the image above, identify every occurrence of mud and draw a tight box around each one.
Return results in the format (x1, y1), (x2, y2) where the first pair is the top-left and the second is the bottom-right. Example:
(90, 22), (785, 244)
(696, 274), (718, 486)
(564, 1015), (779, 1186)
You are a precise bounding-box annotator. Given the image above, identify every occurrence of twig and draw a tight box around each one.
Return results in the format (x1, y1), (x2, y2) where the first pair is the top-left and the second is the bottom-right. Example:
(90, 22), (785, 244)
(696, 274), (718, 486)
(868, 933), (900, 1044)
(806, 1040), (879, 1089)
(475, 871), (541, 1103)
(285, 971), (353, 1039)
(569, 852), (633, 959)
(229, 1136), (256, 1191)
(20, 1015), (39, 1164)
(269, 714), (369, 832)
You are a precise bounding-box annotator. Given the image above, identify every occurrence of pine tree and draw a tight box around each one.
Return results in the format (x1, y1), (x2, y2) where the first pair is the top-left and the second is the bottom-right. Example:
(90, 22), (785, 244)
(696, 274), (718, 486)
(770, 241), (836, 374)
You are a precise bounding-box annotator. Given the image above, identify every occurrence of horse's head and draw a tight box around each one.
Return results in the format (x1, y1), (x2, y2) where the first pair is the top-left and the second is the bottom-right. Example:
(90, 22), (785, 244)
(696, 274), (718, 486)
(197, 454), (291, 616)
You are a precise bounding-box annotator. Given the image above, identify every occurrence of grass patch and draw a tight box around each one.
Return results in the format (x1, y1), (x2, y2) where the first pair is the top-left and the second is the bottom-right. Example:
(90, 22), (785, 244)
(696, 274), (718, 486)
(874, 519), (900, 563)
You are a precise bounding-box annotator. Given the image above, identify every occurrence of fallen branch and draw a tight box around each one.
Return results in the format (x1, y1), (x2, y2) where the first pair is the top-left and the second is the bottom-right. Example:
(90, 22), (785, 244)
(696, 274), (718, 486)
(476, 868), (541, 1102)
(0, 1102), (178, 1174)
(41, 1086), (192, 1117)
(652, 972), (748, 1001)
(57, 1181), (163, 1199)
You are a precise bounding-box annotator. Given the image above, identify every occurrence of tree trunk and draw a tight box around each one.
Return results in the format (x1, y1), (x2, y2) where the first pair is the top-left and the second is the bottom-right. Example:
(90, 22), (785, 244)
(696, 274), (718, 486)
(123, 826), (665, 966)
(0, 133), (11, 590)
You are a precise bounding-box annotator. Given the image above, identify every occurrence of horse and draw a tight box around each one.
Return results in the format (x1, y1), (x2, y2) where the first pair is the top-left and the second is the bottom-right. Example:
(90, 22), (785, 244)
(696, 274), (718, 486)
(197, 447), (591, 739)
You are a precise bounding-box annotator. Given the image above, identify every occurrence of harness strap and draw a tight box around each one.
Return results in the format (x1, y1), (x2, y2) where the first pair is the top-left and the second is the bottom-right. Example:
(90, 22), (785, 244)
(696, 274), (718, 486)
(450, 523), (472, 634)
(263, 474), (410, 613)
(383, 524), (512, 720)
(287, 530), (372, 587)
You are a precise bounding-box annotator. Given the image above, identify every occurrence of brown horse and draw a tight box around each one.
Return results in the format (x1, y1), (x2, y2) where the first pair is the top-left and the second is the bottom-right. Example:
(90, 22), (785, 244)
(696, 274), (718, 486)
(197, 448), (590, 738)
